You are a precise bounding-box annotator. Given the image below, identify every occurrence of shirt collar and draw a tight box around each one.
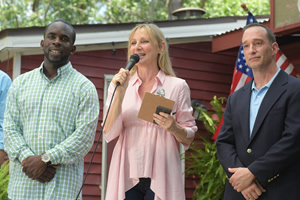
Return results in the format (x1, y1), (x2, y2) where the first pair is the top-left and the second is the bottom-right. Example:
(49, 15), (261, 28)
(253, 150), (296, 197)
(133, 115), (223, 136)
(130, 70), (166, 87)
(155, 70), (166, 85)
(251, 68), (281, 91)
(39, 61), (72, 79)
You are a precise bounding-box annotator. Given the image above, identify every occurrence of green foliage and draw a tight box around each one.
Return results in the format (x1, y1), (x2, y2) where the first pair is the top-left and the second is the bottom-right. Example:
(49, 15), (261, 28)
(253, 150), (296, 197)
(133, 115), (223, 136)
(0, 0), (105, 30)
(185, 96), (227, 200)
(184, 0), (270, 17)
(0, 160), (9, 200)
(100, 0), (168, 23)
(0, 0), (270, 31)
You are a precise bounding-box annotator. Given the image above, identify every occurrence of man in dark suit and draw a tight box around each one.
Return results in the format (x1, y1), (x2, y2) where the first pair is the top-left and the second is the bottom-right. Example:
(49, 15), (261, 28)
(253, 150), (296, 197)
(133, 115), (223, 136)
(216, 23), (300, 200)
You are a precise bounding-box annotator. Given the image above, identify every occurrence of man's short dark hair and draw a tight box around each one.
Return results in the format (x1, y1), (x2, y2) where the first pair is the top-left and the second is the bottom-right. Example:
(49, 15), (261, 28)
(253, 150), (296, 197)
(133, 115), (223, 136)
(44, 19), (76, 45)
(243, 23), (276, 44)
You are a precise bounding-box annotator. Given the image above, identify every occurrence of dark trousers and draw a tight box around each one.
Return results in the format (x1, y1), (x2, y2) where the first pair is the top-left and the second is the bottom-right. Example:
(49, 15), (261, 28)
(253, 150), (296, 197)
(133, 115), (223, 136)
(125, 178), (155, 200)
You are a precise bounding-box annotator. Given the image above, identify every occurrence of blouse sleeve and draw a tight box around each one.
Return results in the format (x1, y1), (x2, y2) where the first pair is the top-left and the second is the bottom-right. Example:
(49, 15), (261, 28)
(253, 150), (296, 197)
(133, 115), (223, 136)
(174, 80), (197, 150)
(103, 82), (124, 143)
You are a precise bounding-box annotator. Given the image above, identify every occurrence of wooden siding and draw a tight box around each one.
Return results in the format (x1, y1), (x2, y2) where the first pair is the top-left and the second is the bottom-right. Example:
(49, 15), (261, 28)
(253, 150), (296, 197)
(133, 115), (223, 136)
(0, 58), (13, 78)
(279, 40), (300, 73)
(12, 41), (237, 200)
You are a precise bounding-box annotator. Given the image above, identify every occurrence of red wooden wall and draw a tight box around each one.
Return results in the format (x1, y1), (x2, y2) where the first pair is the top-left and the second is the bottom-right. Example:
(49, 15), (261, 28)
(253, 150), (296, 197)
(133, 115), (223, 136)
(0, 41), (237, 200)
(0, 59), (13, 78)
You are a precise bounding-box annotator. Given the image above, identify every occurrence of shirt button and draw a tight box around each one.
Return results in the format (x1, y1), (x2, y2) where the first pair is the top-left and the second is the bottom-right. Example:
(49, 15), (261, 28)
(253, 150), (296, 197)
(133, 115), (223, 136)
(247, 148), (252, 153)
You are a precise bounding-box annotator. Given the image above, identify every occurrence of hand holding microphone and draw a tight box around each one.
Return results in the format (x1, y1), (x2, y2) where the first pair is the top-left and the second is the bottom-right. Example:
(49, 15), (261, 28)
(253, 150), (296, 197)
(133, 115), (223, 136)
(115, 54), (140, 86)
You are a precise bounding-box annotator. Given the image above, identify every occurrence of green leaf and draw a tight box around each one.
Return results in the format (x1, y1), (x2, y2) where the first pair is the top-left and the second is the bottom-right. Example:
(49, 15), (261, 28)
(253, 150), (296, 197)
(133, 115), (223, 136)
(0, 160), (10, 200)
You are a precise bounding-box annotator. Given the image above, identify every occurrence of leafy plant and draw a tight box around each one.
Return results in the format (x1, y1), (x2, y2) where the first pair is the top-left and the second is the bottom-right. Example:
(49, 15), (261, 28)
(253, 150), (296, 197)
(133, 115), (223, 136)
(185, 96), (227, 200)
(0, 160), (9, 200)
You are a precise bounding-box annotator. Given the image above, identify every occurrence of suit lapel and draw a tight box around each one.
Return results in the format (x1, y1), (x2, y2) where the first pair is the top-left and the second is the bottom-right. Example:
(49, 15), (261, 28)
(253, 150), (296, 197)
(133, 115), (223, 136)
(250, 70), (288, 141)
(238, 81), (252, 143)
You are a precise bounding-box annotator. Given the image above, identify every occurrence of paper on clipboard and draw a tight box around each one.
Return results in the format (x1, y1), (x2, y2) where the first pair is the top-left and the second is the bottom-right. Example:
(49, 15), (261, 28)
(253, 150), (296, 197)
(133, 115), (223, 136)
(138, 92), (175, 123)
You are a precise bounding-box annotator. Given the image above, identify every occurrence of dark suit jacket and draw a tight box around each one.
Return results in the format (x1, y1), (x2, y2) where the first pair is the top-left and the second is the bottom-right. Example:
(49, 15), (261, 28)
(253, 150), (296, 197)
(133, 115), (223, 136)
(217, 70), (300, 200)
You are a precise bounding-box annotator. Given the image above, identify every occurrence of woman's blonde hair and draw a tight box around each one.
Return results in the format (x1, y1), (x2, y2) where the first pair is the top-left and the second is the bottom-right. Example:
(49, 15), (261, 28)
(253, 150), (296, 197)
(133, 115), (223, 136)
(127, 23), (176, 76)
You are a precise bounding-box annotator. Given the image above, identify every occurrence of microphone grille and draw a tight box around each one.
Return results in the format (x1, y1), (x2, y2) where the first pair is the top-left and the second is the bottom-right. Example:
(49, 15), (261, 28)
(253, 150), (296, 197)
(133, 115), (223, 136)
(130, 54), (140, 63)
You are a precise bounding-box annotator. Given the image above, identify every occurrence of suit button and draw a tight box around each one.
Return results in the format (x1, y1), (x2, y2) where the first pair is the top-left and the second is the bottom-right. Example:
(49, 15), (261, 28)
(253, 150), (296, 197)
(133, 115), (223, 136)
(247, 148), (252, 153)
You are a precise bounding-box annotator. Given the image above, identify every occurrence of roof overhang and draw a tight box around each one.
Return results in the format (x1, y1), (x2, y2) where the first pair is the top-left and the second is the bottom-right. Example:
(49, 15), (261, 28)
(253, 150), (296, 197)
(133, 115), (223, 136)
(212, 20), (271, 53)
(0, 15), (269, 62)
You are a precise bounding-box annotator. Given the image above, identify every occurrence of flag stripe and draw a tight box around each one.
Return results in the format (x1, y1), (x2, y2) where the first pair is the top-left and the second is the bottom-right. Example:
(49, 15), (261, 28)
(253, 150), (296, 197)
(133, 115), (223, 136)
(230, 67), (242, 92)
(276, 55), (288, 71)
(290, 69), (298, 77)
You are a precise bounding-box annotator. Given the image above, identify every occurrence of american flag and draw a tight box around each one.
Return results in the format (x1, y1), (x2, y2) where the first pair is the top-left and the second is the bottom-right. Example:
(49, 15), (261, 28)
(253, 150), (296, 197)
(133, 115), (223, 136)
(212, 12), (298, 141)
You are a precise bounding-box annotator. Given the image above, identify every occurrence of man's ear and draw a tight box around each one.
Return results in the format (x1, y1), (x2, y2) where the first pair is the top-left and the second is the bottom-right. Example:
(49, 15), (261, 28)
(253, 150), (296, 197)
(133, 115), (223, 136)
(71, 46), (76, 55)
(271, 42), (279, 56)
(40, 40), (44, 49)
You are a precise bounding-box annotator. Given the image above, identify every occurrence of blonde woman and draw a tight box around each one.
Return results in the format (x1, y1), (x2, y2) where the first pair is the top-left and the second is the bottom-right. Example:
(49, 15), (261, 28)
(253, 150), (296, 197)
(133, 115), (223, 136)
(104, 23), (197, 200)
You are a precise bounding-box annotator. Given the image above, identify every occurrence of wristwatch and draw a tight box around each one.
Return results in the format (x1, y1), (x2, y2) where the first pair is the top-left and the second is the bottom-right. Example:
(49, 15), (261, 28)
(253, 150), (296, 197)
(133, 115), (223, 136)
(41, 153), (52, 166)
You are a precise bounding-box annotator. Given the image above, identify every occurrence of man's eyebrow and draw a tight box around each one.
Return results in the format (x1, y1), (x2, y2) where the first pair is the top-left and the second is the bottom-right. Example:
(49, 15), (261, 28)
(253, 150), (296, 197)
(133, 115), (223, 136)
(242, 38), (263, 44)
(46, 32), (55, 36)
(46, 32), (70, 39)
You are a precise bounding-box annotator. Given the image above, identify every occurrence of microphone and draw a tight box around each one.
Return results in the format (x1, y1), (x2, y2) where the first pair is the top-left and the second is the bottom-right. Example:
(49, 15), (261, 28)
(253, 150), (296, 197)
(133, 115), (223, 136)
(125, 54), (140, 71)
(116, 54), (140, 86)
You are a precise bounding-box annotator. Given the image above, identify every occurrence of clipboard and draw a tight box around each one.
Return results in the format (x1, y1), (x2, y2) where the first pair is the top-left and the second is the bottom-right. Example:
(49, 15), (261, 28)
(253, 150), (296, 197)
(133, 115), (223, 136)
(138, 92), (175, 123)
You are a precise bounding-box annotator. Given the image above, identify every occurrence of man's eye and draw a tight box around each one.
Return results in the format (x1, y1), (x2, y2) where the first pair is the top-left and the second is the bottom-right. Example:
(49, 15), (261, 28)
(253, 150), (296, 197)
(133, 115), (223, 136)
(62, 37), (69, 42)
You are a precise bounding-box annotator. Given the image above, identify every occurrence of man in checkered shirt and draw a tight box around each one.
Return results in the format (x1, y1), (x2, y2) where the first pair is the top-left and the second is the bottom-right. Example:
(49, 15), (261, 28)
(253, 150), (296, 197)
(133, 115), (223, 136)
(3, 20), (99, 200)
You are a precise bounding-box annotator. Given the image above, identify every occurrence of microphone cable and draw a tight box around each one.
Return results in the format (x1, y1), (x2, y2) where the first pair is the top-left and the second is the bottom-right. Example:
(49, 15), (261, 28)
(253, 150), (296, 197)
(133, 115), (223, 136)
(75, 83), (119, 200)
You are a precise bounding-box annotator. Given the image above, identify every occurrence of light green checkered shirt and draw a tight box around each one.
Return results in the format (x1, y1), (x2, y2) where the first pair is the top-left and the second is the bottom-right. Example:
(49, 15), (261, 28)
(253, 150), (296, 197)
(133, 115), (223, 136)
(4, 62), (99, 200)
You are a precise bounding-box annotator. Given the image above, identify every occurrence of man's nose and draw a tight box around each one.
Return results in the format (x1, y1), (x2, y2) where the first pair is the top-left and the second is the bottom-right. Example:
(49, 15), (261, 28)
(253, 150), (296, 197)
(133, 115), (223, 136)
(250, 44), (257, 52)
(53, 37), (61, 45)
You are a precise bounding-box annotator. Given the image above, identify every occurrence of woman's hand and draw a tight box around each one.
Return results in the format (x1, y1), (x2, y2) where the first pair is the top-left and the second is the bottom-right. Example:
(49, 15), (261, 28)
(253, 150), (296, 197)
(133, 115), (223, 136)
(153, 112), (176, 131)
(112, 68), (131, 90)
(153, 112), (194, 146)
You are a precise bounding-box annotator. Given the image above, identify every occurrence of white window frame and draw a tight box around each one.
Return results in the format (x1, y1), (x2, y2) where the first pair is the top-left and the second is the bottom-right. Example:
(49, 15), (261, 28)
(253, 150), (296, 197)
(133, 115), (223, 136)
(101, 74), (114, 200)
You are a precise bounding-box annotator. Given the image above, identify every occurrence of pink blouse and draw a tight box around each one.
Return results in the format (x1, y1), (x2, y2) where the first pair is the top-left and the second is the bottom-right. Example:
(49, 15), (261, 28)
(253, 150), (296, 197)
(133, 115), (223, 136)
(104, 70), (197, 200)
